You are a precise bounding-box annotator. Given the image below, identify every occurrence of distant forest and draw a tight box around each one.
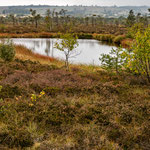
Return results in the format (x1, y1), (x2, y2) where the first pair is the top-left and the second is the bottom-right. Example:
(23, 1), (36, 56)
(0, 5), (149, 17)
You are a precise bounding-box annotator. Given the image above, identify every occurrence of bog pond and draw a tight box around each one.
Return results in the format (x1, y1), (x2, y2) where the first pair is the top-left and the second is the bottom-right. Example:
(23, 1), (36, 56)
(12, 38), (117, 65)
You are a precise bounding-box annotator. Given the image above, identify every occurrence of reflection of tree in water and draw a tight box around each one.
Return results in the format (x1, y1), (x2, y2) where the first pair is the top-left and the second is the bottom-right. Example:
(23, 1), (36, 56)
(40, 39), (44, 47)
(45, 39), (54, 57)
(45, 39), (50, 56)
(33, 40), (40, 51)
(79, 40), (95, 49)
(51, 40), (54, 57)
(88, 40), (95, 48)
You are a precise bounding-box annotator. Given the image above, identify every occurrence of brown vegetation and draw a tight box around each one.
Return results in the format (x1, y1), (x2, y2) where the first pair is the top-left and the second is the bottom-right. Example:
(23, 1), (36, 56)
(15, 45), (57, 64)
(0, 56), (149, 149)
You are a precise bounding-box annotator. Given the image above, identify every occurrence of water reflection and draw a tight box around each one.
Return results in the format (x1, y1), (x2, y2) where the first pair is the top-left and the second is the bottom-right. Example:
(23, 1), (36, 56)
(12, 38), (117, 65)
(44, 39), (54, 57)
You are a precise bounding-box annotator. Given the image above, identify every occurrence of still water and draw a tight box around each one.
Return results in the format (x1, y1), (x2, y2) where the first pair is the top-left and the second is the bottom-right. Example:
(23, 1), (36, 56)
(12, 38), (117, 65)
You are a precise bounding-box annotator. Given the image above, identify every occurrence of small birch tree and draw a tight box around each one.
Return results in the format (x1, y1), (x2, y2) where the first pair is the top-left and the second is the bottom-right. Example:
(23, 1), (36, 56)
(55, 33), (79, 70)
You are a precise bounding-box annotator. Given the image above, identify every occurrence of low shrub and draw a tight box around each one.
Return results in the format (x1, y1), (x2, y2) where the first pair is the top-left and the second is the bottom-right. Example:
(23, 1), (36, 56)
(107, 125), (124, 142)
(119, 111), (133, 125)
(0, 85), (22, 99)
(0, 127), (34, 148)
(0, 40), (15, 62)
(44, 87), (61, 97)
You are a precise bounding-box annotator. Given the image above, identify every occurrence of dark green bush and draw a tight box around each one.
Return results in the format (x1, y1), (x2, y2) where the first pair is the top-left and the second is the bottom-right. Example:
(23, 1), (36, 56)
(0, 40), (15, 62)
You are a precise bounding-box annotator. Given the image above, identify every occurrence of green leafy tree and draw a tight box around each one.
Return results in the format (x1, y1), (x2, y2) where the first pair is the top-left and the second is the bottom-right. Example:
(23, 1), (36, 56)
(55, 33), (79, 70)
(124, 27), (150, 82)
(0, 40), (15, 62)
(100, 47), (124, 74)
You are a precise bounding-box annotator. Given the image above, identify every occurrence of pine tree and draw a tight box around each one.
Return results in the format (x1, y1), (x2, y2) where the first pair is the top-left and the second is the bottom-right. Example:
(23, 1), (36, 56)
(126, 10), (136, 27)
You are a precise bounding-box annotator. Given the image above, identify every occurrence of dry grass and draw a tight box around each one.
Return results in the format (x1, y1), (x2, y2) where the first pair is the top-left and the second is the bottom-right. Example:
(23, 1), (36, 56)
(15, 45), (62, 66)
(0, 32), (59, 38)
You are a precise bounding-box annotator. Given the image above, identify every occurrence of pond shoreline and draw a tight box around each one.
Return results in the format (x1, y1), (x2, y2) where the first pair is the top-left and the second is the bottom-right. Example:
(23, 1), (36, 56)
(0, 32), (132, 48)
(12, 38), (118, 65)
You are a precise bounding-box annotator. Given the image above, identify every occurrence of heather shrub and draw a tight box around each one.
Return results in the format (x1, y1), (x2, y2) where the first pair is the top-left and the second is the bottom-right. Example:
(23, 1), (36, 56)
(0, 40), (15, 62)
(0, 58), (149, 149)
(44, 87), (61, 97)
(0, 126), (34, 148)
(119, 111), (133, 125)
(0, 85), (22, 99)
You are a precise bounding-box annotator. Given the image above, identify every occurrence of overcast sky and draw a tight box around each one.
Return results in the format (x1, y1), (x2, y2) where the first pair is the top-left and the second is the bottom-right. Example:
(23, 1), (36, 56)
(0, 0), (150, 6)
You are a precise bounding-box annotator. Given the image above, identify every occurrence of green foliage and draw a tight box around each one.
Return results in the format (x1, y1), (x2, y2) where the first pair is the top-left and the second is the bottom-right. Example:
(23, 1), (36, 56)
(55, 33), (79, 70)
(124, 27), (150, 82)
(100, 47), (124, 73)
(0, 40), (15, 62)
(126, 23), (145, 39)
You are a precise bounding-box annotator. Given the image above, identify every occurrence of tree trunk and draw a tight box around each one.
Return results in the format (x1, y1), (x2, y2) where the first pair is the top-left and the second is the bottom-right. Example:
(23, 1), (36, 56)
(65, 56), (69, 71)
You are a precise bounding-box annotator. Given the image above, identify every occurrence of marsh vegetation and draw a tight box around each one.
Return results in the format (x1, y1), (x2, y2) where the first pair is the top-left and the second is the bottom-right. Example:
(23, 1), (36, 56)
(0, 6), (150, 150)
